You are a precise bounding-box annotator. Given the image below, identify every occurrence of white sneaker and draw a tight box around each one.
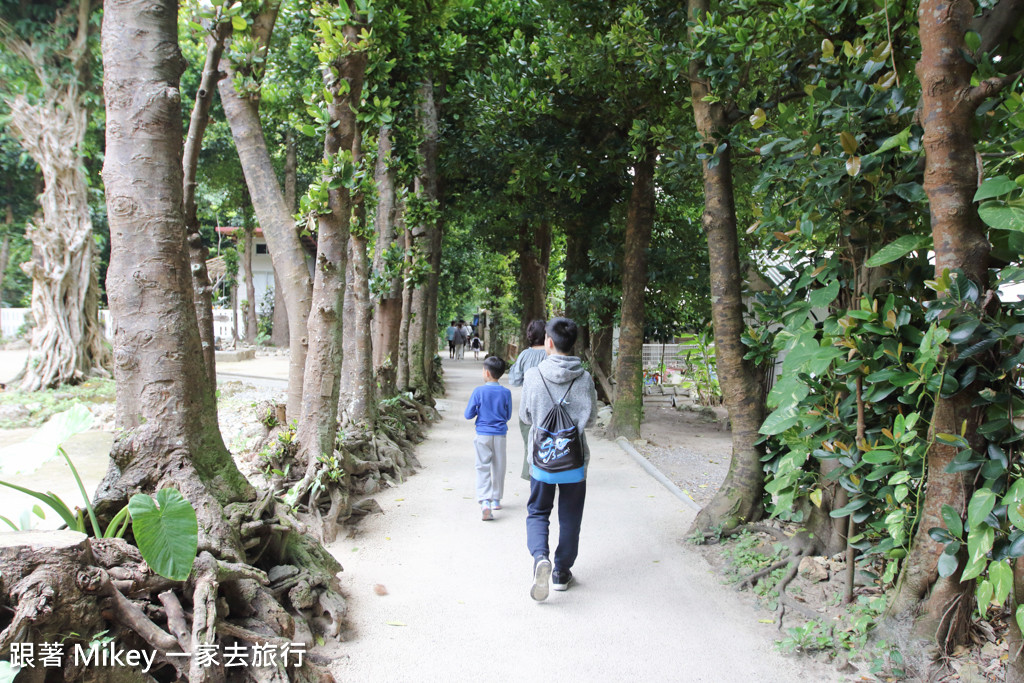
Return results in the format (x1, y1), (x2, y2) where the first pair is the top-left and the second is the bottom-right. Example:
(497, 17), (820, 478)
(491, 500), (502, 510)
(530, 557), (551, 601)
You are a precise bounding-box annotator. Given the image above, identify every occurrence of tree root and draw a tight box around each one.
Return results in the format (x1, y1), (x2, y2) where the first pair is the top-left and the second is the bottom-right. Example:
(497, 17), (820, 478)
(729, 525), (825, 630)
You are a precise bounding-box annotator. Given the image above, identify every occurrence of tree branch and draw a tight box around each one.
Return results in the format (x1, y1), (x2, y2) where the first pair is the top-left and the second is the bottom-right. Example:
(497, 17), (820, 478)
(968, 69), (1024, 109)
(972, 0), (1024, 56)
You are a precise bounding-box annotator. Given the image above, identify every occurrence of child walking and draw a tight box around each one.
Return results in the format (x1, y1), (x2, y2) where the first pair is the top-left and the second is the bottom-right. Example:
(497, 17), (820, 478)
(464, 356), (512, 521)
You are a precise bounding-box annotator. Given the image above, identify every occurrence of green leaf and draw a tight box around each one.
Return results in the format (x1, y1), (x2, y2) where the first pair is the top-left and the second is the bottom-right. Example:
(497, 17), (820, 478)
(974, 175), (1019, 201)
(979, 202), (1024, 232)
(866, 235), (931, 267)
(942, 504), (963, 538)
(961, 554), (987, 581)
(965, 30), (981, 52)
(870, 126), (911, 156)
(231, 15), (247, 31)
(1017, 605), (1024, 636)
(968, 488), (997, 528)
(967, 524), (995, 565)
(0, 662), (20, 683)
(937, 551), (960, 578)
(977, 579), (993, 617)
(759, 406), (801, 435)
(0, 479), (79, 529)
(808, 280), (840, 309)
(0, 404), (94, 476)
(128, 489), (199, 581)
(990, 561), (1013, 605)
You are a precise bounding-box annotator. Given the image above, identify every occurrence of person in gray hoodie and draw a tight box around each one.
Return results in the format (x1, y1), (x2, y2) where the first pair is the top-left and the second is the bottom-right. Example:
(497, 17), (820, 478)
(508, 319), (547, 480)
(519, 317), (597, 601)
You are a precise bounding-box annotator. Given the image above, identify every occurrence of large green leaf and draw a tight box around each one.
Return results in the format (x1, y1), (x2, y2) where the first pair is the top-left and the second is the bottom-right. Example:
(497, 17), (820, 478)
(128, 488), (198, 581)
(942, 504), (963, 539)
(759, 406), (801, 436)
(968, 488), (997, 528)
(865, 235), (931, 267)
(990, 560), (1013, 605)
(0, 403), (94, 476)
(0, 662), (20, 683)
(808, 280), (840, 309)
(974, 175), (1019, 202)
(979, 202), (1024, 232)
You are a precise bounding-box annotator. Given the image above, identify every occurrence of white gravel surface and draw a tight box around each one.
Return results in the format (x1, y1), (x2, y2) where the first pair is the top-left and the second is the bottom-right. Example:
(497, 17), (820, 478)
(327, 358), (841, 682)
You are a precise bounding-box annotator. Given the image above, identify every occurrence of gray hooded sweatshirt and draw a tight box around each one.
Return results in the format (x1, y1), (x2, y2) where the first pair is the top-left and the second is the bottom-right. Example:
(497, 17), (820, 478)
(519, 354), (598, 482)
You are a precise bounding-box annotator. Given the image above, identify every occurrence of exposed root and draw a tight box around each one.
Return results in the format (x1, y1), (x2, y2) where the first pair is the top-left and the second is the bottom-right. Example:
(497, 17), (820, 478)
(729, 525), (824, 630)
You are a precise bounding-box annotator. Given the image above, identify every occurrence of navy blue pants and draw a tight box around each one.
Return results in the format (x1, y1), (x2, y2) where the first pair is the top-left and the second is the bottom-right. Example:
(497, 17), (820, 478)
(527, 477), (587, 572)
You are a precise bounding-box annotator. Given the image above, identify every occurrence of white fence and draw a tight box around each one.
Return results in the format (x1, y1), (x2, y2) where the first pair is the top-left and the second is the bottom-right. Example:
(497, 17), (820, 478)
(5, 308), (241, 342)
(641, 343), (704, 369)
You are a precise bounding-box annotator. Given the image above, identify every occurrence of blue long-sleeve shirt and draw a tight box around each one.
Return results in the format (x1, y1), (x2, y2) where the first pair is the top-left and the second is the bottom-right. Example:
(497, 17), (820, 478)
(465, 382), (512, 435)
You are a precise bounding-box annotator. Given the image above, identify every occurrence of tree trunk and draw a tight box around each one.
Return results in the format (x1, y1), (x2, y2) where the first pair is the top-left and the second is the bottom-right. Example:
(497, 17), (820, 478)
(609, 149), (656, 439)
(182, 23), (229, 392)
(339, 119), (376, 427)
(272, 130), (297, 348)
(686, 0), (766, 534)
(407, 83), (441, 398)
(243, 227), (257, 344)
(371, 126), (402, 395)
(94, 11), (345, 679)
(340, 233), (376, 426)
(294, 14), (367, 480)
(885, 0), (992, 651)
(100, 0), (253, 546)
(396, 202), (414, 391)
(217, 6), (311, 420)
(419, 83), (442, 390)
(518, 221), (551, 347)
(0, 210), (10, 305)
(7, 1), (108, 390)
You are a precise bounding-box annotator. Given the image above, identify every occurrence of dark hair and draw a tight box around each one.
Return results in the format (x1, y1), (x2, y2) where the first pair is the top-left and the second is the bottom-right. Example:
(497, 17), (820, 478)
(545, 317), (578, 353)
(483, 356), (506, 379)
(451, 320), (456, 325)
(526, 319), (546, 347)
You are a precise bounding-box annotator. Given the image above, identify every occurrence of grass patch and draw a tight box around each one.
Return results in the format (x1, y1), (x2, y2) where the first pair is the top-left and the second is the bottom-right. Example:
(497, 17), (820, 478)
(0, 379), (115, 429)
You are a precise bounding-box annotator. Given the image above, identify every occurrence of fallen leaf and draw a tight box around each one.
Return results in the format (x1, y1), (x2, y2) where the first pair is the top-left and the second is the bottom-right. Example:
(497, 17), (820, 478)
(374, 584), (388, 596)
(351, 547), (358, 552)
(386, 621), (406, 627)
(394, 498), (404, 502)
(758, 619), (774, 624)
(385, 537), (391, 541)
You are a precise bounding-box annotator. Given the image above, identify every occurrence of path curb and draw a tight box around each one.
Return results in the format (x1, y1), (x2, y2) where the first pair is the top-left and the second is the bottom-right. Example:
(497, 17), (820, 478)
(614, 436), (702, 512)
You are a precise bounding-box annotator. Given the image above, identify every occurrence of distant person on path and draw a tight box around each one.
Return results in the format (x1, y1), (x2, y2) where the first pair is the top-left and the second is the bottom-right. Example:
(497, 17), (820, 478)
(446, 320), (459, 359)
(461, 320), (473, 355)
(508, 319), (547, 480)
(453, 322), (467, 360)
(520, 317), (597, 601)
(464, 356), (512, 521)
(470, 334), (483, 360)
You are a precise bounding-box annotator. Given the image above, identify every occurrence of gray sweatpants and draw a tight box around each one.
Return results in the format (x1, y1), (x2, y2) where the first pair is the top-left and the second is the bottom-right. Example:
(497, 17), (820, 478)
(474, 434), (507, 504)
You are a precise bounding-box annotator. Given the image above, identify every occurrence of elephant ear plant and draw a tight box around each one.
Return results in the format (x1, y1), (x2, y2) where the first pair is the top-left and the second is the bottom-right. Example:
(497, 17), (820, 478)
(0, 404), (199, 581)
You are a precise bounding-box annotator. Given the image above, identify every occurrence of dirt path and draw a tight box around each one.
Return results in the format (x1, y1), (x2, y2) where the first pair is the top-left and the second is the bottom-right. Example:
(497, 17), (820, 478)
(327, 358), (841, 682)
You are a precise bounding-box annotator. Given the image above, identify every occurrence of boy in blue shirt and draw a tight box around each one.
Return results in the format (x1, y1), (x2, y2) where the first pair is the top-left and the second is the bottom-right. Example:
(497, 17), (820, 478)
(464, 356), (512, 521)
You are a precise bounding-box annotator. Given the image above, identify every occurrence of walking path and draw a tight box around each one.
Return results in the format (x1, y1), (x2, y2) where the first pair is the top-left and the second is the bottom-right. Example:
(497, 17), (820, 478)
(326, 357), (839, 682)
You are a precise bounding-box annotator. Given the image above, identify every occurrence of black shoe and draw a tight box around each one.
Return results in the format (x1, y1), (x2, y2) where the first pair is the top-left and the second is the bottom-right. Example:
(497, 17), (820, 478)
(552, 569), (573, 591)
(530, 557), (551, 601)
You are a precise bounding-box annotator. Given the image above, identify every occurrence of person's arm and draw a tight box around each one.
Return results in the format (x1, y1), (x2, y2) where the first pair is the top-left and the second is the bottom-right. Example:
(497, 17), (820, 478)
(519, 373), (532, 424)
(503, 390), (512, 423)
(465, 389), (480, 420)
(508, 354), (524, 386)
